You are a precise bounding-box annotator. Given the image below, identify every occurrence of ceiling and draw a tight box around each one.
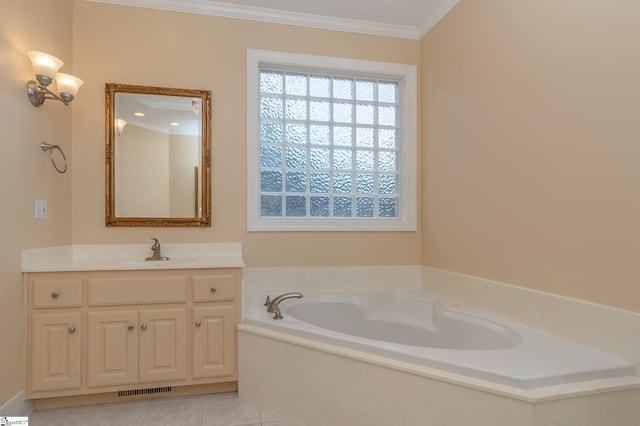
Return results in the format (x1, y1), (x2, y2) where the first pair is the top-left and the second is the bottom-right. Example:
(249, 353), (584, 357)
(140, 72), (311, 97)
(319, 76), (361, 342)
(86, 0), (460, 39)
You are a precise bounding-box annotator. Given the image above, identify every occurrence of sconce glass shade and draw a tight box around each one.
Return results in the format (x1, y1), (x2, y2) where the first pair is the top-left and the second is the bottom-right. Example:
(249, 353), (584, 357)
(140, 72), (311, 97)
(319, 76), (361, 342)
(56, 73), (84, 100)
(26, 51), (82, 107)
(28, 51), (63, 86)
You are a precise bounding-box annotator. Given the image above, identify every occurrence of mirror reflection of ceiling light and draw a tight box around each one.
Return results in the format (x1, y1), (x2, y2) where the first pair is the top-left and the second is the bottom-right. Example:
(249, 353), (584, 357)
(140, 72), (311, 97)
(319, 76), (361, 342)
(134, 112), (145, 117)
(170, 122), (180, 127)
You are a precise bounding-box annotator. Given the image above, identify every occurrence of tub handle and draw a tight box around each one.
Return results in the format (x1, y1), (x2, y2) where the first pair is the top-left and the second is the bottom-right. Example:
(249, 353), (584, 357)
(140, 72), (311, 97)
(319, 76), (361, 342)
(264, 296), (271, 307)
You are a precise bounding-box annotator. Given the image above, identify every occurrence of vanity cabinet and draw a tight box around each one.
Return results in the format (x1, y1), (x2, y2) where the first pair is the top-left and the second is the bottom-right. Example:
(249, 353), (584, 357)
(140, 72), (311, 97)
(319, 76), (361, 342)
(24, 268), (241, 403)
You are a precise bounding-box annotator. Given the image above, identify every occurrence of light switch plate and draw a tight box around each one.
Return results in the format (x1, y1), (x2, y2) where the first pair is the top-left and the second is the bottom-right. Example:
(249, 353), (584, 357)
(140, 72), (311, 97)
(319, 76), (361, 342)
(35, 199), (47, 219)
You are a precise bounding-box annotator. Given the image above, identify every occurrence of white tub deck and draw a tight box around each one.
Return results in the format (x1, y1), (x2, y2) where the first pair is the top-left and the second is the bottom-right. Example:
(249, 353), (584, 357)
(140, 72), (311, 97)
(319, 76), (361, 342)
(244, 292), (636, 390)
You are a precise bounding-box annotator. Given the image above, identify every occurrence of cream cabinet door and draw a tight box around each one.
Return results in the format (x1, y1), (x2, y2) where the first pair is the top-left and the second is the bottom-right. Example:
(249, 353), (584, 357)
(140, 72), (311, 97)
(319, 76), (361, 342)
(30, 312), (81, 392)
(139, 307), (187, 383)
(192, 305), (235, 379)
(87, 310), (139, 387)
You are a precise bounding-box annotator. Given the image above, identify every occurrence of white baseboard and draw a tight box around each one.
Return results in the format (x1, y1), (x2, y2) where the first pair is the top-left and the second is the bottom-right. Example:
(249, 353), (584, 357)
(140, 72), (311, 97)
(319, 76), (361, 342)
(0, 391), (32, 416)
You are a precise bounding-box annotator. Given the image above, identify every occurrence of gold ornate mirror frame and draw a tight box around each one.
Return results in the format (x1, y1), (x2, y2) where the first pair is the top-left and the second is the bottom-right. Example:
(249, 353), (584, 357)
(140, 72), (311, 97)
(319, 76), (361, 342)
(105, 83), (212, 227)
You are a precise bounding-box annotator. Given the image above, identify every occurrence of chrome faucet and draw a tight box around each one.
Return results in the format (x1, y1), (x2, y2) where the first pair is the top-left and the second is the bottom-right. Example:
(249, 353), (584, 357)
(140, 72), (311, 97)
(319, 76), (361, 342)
(145, 238), (169, 261)
(266, 292), (303, 320)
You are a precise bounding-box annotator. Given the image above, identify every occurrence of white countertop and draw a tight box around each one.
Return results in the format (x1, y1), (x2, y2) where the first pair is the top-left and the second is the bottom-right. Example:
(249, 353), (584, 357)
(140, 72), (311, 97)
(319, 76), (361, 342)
(22, 243), (245, 272)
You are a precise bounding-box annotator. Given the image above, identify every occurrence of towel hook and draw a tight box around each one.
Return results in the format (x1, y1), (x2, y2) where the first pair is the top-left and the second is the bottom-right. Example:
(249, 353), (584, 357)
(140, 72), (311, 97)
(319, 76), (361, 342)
(41, 142), (67, 174)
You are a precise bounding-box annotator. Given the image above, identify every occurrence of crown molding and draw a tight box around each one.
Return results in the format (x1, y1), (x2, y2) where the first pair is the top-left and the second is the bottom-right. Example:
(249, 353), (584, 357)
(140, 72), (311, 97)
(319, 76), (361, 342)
(84, 0), (425, 39)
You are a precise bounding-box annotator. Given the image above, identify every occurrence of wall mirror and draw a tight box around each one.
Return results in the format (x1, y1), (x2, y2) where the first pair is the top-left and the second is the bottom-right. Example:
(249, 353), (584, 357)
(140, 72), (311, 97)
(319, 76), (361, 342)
(105, 83), (211, 227)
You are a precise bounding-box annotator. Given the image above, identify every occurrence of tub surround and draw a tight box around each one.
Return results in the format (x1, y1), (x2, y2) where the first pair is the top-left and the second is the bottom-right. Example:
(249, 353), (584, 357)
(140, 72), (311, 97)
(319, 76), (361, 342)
(421, 266), (640, 369)
(240, 265), (640, 426)
(244, 292), (636, 390)
(22, 243), (245, 272)
(244, 265), (640, 370)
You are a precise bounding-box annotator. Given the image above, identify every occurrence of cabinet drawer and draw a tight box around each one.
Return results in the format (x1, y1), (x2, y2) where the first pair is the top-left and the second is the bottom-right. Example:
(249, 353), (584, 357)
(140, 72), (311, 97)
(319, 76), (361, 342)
(32, 279), (82, 308)
(88, 276), (187, 306)
(193, 274), (236, 302)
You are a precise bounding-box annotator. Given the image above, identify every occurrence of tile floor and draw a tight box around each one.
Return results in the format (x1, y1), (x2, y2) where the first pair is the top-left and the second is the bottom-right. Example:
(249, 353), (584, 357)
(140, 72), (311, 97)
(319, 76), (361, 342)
(27, 392), (306, 426)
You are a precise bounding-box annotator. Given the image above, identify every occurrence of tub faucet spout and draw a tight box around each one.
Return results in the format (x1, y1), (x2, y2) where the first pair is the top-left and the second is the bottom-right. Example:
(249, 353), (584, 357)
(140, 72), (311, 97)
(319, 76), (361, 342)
(266, 292), (303, 320)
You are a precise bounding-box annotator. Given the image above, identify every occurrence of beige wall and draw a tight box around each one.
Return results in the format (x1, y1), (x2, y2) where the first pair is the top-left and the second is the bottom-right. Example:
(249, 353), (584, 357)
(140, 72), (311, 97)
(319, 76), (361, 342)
(71, 1), (422, 267)
(0, 0), (74, 406)
(115, 125), (170, 217)
(421, 0), (640, 312)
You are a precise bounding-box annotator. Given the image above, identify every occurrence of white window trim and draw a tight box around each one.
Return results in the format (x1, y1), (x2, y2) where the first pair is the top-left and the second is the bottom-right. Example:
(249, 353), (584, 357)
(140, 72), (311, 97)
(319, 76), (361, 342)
(247, 48), (417, 232)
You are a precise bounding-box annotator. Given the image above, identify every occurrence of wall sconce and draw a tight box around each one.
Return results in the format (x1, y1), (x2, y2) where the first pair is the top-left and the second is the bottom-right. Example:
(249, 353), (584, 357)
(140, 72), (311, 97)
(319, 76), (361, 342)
(26, 51), (83, 107)
(115, 118), (127, 136)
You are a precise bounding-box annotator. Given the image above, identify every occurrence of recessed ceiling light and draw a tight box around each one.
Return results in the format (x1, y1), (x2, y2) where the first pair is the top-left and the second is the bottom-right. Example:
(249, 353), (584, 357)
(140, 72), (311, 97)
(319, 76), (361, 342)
(170, 122), (180, 127)
(134, 112), (145, 117)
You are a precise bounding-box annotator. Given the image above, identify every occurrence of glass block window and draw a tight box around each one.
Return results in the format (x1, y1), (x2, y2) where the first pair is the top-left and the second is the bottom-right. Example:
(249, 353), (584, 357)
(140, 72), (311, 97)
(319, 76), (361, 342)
(259, 69), (400, 220)
(248, 50), (417, 231)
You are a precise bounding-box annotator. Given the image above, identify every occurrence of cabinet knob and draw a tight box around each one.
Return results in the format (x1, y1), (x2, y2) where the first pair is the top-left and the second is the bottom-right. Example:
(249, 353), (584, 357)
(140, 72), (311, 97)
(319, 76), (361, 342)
(127, 324), (134, 331)
(140, 323), (147, 330)
(68, 326), (76, 334)
(51, 291), (60, 298)
(195, 320), (202, 327)
(210, 287), (217, 294)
